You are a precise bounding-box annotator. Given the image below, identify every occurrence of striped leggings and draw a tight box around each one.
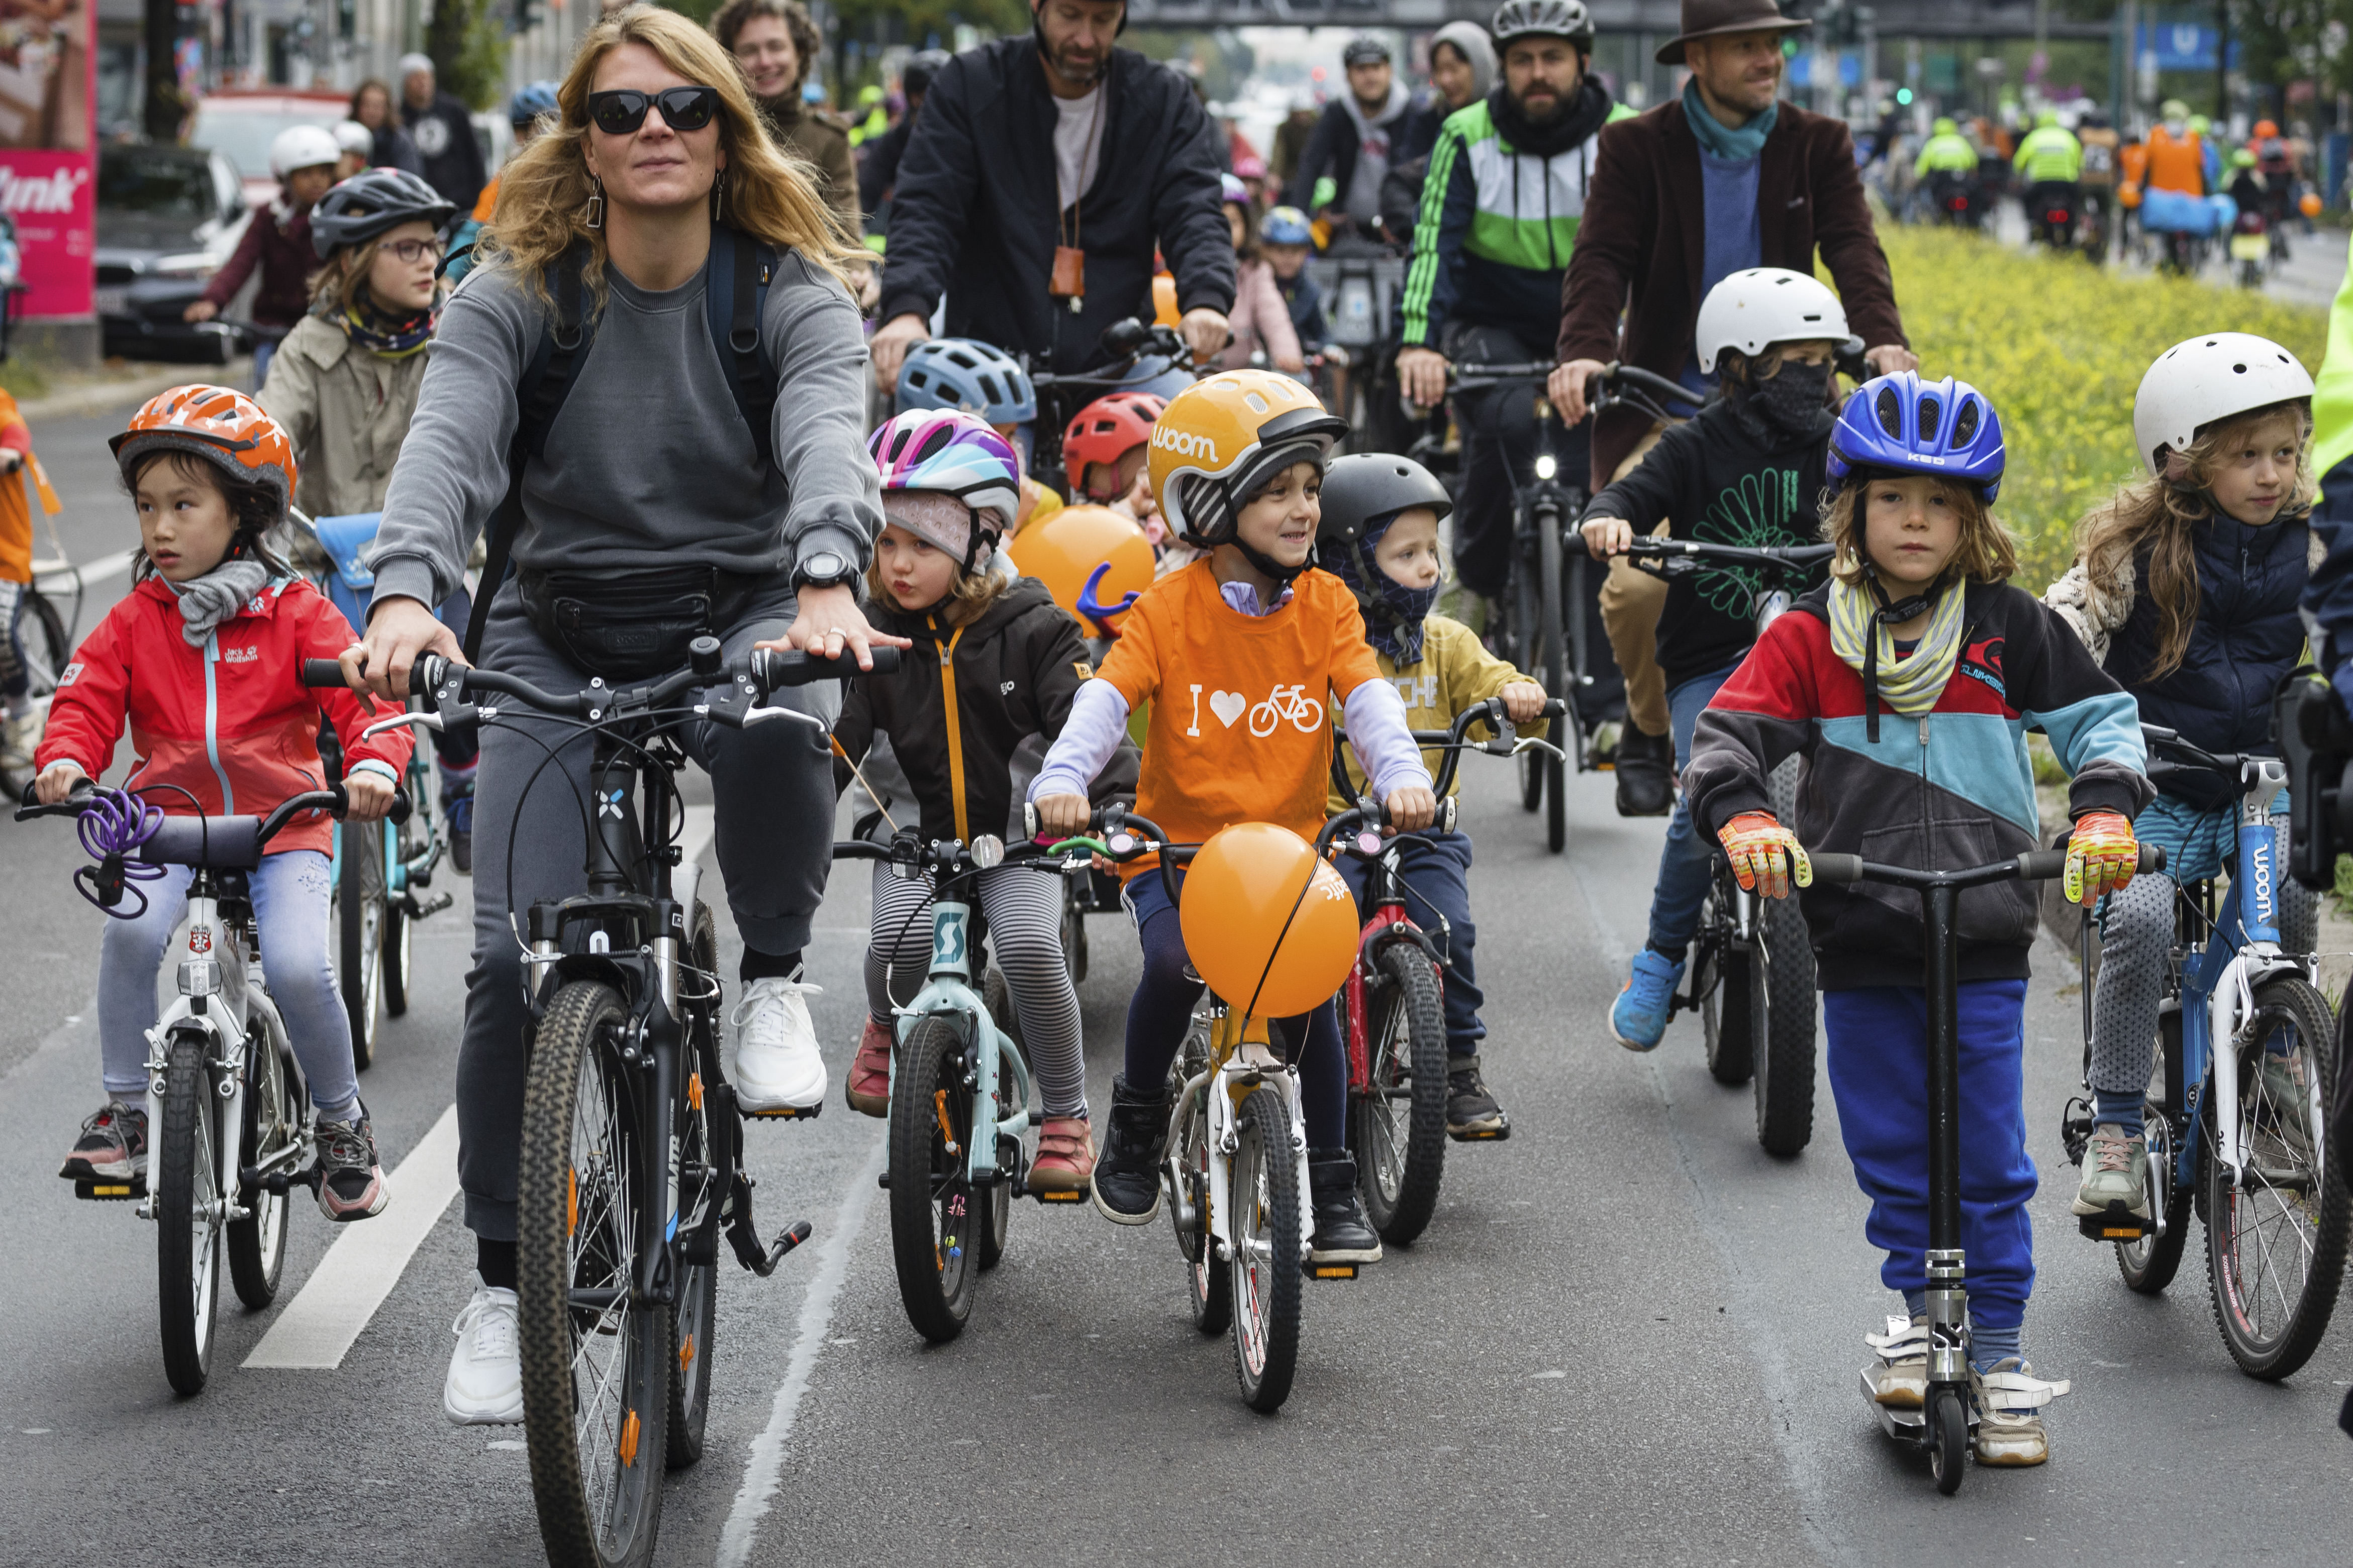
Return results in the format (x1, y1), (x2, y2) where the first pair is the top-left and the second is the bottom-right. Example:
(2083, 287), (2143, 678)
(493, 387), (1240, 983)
(866, 862), (1087, 1118)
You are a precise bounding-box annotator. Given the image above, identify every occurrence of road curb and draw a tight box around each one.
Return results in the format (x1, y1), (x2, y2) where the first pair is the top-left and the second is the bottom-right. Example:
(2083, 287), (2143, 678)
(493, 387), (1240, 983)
(14, 358), (255, 425)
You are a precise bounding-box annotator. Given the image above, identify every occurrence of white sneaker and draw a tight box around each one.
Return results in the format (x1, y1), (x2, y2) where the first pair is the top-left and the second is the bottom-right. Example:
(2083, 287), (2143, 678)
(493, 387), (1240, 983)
(731, 975), (827, 1112)
(444, 1275), (524, 1427)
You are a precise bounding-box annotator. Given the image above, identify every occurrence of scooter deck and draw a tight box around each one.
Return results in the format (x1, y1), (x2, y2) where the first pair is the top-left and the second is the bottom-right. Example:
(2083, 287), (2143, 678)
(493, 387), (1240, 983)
(1860, 1369), (1978, 1441)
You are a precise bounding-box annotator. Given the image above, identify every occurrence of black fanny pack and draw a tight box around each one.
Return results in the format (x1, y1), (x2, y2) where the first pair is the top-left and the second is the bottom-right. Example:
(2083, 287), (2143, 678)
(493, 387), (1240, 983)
(517, 566), (761, 683)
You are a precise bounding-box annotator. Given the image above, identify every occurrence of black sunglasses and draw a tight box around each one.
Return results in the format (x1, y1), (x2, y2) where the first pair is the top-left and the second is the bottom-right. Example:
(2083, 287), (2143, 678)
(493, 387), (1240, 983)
(585, 85), (720, 136)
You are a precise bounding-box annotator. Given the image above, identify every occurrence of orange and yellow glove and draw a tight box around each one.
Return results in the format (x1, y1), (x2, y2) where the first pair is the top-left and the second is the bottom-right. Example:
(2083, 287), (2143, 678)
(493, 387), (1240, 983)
(2064, 809), (2138, 907)
(1718, 811), (1812, 900)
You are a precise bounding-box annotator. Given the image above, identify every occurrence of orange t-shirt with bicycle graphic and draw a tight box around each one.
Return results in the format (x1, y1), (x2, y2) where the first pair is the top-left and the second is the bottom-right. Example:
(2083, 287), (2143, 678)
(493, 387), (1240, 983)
(1095, 558), (1383, 877)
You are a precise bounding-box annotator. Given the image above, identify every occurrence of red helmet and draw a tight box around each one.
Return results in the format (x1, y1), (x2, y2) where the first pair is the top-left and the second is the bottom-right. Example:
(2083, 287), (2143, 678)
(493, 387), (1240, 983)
(1063, 391), (1166, 495)
(111, 384), (298, 509)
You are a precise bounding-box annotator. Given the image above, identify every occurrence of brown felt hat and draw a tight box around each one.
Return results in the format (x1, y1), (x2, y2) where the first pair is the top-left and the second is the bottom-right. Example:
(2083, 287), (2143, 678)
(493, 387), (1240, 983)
(1655, 0), (1810, 66)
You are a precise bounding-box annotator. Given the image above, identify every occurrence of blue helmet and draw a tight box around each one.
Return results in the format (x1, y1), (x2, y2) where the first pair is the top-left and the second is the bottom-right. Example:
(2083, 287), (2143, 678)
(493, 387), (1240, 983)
(1261, 204), (1312, 245)
(1827, 372), (2006, 502)
(509, 80), (559, 127)
(897, 338), (1037, 426)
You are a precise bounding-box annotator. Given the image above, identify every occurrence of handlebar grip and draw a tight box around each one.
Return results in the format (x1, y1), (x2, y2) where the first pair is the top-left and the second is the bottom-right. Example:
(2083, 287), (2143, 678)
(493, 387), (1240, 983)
(302, 658), (353, 689)
(1809, 852), (1863, 885)
(1539, 698), (1567, 718)
(2018, 849), (2069, 881)
(750, 645), (904, 694)
(2139, 843), (2166, 874)
(388, 786), (413, 827)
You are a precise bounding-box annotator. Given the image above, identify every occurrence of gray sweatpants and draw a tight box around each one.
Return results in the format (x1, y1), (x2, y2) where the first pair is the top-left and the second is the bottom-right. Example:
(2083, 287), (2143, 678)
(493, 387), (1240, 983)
(455, 578), (837, 1241)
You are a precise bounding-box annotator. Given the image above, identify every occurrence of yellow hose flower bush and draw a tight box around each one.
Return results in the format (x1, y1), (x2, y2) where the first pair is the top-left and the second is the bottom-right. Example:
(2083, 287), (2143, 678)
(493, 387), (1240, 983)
(1866, 225), (2331, 591)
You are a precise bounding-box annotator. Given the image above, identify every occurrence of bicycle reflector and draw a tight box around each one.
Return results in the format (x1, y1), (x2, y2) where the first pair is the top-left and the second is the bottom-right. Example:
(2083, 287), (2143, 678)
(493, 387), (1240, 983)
(1178, 822), (1358, 1020)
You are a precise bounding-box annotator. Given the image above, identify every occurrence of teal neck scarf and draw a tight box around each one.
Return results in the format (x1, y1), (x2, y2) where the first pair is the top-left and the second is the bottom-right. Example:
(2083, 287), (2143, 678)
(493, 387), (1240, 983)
(1682, 78), (1777, 162)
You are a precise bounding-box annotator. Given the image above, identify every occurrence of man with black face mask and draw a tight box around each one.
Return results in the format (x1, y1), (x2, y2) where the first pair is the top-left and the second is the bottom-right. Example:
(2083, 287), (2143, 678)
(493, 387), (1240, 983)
(1573, 268), (1848, 1055)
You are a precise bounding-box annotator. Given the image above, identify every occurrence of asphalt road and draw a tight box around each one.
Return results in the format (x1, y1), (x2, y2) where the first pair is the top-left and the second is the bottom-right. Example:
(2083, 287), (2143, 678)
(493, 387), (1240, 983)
(0, 381), (2348, 1565)
(1988, 198), (2349, 307)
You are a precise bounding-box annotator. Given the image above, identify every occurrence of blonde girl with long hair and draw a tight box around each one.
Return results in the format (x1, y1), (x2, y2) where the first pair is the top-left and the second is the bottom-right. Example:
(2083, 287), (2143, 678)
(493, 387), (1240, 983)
(2043, 333), (2317, 1235)
(348, 3), (908, 1429)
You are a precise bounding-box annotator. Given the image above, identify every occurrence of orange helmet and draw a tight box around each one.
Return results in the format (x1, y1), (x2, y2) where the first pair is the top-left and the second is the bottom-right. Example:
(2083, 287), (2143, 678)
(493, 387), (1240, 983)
(1178, 822), (1358, 1019)
(111, 384), (297, 509)
(1148, 370), (1347, 549)
(1064, 390), (1165, 496)
(2253, 119), (2280, 139)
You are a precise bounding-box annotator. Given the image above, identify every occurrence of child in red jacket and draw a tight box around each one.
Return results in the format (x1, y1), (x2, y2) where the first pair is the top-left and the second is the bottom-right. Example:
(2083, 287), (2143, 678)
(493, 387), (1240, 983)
(34, 386), (411, 1222)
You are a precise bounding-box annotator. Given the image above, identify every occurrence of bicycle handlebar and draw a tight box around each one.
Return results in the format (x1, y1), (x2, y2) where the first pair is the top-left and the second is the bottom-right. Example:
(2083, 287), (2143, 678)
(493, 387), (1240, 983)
(1334, 696), (1567, 799)
(1808, 842), (2166, 889)
(1620, 539), (1836, 573)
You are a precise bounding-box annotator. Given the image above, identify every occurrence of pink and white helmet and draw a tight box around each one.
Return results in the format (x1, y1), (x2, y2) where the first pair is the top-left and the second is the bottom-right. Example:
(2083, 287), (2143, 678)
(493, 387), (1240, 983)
(867, 408), (1022, 569)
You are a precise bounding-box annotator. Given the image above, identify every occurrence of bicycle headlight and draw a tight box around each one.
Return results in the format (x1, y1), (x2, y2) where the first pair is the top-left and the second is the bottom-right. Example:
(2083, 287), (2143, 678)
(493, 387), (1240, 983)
(970, 834), (1005, 869)
(1534, 454), (1558, 481)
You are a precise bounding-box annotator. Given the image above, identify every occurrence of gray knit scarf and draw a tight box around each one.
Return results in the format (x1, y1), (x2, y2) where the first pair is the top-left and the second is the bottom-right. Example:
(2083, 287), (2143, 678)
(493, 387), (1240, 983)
(168, 558), (269, 648)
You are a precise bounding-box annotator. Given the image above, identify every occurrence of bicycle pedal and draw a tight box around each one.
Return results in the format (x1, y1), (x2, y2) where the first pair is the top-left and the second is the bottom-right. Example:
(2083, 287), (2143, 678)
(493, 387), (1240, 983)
(1307, 1261), (1360, 1281)
(402, 891), (454, 920)
(1448, 1124), (1510, 1142)
(2078, 1212), (2150, 1242)
(74, 1177), (144, 1201)
(1031, 1188), (1085, 1204)
(743, 1102), (822, 1121)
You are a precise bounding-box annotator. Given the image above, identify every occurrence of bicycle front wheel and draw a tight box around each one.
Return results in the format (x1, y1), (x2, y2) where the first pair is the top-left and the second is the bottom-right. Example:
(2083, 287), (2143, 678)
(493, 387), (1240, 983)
(667, 904), (721, 1470)
(518, 979), (669, 1567)
(888, 1016), (981, 1341)
(334, 822), (387, 1070)
(1699, 877), (1752, 1086)
(227, 1020), (298, 1309)
(1230, 1083), (1303, 1413)
(22, 587), (68, 695)
(154, 1030), (223, 1395)
(2204, 976), (2351, 1379)
(1537, 507), (1568, 854)
(383, 805), (418, 1018)
(1352, 943), (1447, 1245)
(1169, 1022), (1229, 1333)
(1749, 758), (1818, 1155)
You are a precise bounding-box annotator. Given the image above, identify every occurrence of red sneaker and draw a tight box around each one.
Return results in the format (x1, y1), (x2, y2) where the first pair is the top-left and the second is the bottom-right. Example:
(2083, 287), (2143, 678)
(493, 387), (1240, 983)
(1027, 1115), (1096, 1194)
(845, 1017), (893, 1117)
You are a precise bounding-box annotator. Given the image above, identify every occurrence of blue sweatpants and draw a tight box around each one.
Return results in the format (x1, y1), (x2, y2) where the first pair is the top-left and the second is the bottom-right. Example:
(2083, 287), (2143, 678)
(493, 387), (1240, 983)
(1823, 980), (2036, 1331)
(1335, 828), (1483, 1056)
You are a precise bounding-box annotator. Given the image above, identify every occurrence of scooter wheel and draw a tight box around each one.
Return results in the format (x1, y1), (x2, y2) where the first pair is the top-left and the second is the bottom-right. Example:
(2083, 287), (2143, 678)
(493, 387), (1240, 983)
(1927, 1388), (1968, 1495)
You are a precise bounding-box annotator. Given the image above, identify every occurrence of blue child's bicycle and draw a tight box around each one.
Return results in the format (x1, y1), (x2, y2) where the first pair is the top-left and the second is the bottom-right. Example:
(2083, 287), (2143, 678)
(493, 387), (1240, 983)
(2060, 724), (2350, 1380)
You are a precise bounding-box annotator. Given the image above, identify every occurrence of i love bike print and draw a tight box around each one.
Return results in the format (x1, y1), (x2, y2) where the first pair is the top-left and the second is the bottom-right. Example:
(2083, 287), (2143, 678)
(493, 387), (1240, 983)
(1184, 682), (1326, 739)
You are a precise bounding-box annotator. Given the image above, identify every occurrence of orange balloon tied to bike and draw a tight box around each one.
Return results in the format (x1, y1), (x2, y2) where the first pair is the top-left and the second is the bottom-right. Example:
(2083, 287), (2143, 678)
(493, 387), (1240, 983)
(1179, 822), (1358, 1020)
(1006, 503), (1154, 638)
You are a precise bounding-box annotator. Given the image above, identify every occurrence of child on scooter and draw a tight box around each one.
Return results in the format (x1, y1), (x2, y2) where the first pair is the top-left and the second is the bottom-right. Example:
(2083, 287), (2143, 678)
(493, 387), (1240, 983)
(1577, 267), (1851, 1054)
(1029, 371), (1434, 1264)
(833, 409), (1137, 1192)
(2042, 333), (2317, 1229)
(1317, 453), (1547, 1136)
(35, 386), (411, 1221)
(1683, 372), (2152, 1467)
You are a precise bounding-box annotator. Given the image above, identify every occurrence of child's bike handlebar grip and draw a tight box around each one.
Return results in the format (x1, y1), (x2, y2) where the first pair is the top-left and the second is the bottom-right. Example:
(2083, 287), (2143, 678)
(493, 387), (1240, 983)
(1809, 853), (1864, 885)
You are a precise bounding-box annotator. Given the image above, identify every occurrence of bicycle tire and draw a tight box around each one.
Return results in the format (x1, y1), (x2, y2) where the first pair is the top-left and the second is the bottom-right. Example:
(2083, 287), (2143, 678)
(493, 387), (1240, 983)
(381, 890), (412, 1018)
(227, 1020), (297, 1310)
(1700, 878), (1753, 1086)
(888, 1016), (981, 1341)
(1170, 1024), (1230, 1333)
(1060, 876), (1089, 985)
(977, 970), (1018, 1271)
(1750, 758), (1818, 1156)
(1230, 1083), (1303, 1413)
(335, 823), (386, 1071)
(1513, 562), (1543, 814)
(2116, 1110), (2192, 1295)
(517, 979), (669, 1568)
(154, 1029), (223, 1395)
(2203, 976), (2351, 1380)
(22, 587), (68, 695)
(1537, 506), (1568, 854)
(1351, 943), (1448, 1245)
(666, 905), (721, 1469)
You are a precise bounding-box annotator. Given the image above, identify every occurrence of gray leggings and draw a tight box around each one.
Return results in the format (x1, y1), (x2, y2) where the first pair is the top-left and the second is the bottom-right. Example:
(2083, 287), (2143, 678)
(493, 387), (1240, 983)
(866, 862), (1086, 1118)
(2089, 826), (2315, 1108)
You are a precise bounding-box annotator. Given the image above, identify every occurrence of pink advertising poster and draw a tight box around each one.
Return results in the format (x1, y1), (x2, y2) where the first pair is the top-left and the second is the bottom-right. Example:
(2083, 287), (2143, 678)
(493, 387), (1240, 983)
(0, 0), (92, 318)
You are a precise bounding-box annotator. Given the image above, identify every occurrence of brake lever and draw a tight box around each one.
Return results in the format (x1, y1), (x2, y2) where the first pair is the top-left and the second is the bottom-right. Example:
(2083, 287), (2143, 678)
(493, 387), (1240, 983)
(1511, 736), (1568, 763)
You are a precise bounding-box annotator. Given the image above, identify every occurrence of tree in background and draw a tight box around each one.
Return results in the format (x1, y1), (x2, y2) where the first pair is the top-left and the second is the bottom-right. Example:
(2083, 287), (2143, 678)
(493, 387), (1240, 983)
(427, 0), (514, 110)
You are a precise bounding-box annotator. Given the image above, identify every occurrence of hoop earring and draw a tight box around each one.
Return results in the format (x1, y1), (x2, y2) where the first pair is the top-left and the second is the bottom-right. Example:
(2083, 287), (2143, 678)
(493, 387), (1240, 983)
(711, 174), (725, 222)
(585, 175), (605, 230)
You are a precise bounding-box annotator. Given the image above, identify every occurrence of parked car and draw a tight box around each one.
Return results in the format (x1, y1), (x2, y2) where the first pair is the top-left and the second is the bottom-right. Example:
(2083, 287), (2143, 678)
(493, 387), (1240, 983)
(94, 142), (252, 364)
(190, 89), (349, 205)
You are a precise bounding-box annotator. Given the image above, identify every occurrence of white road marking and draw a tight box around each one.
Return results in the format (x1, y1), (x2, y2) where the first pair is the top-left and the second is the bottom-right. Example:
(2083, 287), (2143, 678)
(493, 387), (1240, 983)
(243, 1104), (462, 1370)
(32, 549), (137, 590)
(715, 1129), (888, 1568)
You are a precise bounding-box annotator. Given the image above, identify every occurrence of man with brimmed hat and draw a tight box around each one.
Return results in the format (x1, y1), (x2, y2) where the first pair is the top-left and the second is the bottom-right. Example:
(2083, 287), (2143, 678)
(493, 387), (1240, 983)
(1548, 0), (1916, 816)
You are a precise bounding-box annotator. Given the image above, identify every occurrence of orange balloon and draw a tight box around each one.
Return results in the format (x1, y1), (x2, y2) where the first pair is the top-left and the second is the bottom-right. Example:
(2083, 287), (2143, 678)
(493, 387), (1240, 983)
(1005, 503), (1154, 625)
(2117, 180), (2142, 209)
(1152, 273), (1180, 328)
(2302, 191), (2324, 218)
(1179, 822), (1360, 1019)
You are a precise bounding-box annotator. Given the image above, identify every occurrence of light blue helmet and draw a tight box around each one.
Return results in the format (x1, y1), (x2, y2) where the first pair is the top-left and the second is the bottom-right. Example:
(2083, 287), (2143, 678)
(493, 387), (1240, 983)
(508, 80), (558, 128)
(1261, 205), (1312, 245)
(897, 338), (1037, 426)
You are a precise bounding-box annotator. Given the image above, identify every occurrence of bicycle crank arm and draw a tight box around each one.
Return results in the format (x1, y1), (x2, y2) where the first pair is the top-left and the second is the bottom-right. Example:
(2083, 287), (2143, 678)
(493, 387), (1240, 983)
(400, 890), (455, 920)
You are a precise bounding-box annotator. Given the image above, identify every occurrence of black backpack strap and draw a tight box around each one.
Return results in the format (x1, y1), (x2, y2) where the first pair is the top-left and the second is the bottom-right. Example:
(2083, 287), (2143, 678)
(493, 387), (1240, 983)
(705, 223), (778, 466)
(464, 247), (593, 662)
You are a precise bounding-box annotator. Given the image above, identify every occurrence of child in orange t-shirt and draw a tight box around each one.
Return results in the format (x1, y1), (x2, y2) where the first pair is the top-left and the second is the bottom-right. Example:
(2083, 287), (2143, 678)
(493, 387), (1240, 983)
(1031, 371), (1435, 1265)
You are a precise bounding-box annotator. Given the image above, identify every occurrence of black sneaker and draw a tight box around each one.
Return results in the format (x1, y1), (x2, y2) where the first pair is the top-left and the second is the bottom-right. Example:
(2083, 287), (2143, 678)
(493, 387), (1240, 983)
(1613, 725), (1675, 817)
(443, 779), (474, 874)
(316, 1113), (390, 1222)
(1089, 1073), (1169, 1225)
(1445, 1054), (1510, 1140)
(1307, 1148), (1382, 1264)
(59, 1101), (147, 1182)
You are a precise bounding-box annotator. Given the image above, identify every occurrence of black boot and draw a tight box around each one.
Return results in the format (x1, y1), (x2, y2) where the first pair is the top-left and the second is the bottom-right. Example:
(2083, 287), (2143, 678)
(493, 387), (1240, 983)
(1307, 1148), (1382, 1264)
(1445, 1053), (1510, 1140)
(1089, 1073), (1169, 1225)
(1613, 725), (1674, 817)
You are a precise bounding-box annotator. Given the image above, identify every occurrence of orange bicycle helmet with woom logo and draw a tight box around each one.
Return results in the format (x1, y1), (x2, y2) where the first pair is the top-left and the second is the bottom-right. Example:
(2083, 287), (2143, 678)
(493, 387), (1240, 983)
(1148, 369), (1347, 552)
(1179, 822), (1358, 1020)
(110, 384), (298, 510)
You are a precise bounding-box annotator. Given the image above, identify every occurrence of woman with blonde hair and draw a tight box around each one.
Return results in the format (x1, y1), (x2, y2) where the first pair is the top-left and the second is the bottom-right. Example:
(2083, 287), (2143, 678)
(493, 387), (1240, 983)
(349, 3), (905, 1429)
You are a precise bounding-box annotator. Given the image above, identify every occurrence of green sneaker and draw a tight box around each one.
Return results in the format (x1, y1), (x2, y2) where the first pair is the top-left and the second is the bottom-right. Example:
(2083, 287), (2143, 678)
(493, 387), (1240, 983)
(2069, 1123), (2149, 1220)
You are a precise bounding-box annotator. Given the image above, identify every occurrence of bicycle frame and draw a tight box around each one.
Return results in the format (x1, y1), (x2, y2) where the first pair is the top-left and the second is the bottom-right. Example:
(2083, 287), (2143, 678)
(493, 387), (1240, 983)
(1168, 1004), (1328, 1279)
(893, 887), (1038, 1193)
(1341, 852), (1449, 1094)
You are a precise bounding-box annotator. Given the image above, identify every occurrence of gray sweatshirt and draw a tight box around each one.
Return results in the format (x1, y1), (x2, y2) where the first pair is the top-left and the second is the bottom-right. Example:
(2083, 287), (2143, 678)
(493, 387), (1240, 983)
(370, 246), (882, 612)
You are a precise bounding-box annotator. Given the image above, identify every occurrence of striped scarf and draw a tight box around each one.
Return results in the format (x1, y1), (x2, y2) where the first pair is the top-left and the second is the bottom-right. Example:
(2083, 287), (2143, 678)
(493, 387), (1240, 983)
(1828, 574), (1965, 741)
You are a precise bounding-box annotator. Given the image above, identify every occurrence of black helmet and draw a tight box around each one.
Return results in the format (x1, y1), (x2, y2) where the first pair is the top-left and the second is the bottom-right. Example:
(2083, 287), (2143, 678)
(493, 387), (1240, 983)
(903, 49), (952, 99)
(1492, 0), (1594, 49)
(310, 167), (458, 260)
(1342, 35), (1392, 67)
(1316, 453), (1452, 555)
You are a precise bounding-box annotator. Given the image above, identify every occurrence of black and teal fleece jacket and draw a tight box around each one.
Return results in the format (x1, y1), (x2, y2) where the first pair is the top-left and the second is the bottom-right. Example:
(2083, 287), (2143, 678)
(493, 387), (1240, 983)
(1685, 578), (2153, 991)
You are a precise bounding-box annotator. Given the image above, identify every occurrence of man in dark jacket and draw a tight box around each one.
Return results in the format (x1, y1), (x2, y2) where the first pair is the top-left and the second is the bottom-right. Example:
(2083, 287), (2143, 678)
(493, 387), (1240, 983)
(858, 48), (949, 219)
(1294, 36), (1428, 240)
(1550, 0), (1915, 811)
(398, 53), (489, 216)
(869, 0), (1234, 390)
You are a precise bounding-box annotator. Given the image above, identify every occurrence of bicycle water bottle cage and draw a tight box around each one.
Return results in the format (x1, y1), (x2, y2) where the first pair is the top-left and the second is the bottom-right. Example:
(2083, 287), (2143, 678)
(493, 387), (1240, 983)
(74, 788), (167, 919)
(1075, 560), (1142, 639)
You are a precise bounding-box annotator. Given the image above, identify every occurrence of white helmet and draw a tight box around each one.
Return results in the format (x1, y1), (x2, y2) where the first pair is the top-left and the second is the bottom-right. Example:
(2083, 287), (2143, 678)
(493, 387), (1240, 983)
(2131, 333), (2315, 473)
(331, 120), (374, 157)
(268, 124), (343, 180)
(1695, 267), (1851, 374)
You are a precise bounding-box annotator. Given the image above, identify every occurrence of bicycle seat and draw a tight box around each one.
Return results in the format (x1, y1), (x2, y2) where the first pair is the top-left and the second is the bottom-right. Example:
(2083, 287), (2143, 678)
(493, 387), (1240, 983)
(136, 815), (263, 870)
